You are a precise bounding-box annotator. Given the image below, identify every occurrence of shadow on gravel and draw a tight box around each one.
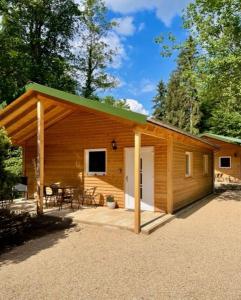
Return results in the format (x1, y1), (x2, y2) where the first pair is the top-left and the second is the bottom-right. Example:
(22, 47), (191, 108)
(175, 194), (217, 219)
(0, 209), (76, 264)
(216, 190), (241, 202)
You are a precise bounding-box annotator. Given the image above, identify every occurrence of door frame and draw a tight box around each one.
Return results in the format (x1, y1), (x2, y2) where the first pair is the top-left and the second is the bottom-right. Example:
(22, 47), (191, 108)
(124, 146), (154, 211)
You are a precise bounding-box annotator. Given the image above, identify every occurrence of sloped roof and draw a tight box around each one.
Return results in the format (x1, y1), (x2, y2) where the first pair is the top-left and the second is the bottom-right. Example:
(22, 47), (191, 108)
(201, 133), (241, 146)
(25, 82), (147, 124)
(148, 118), (218, 149)
(0, 82), (217, 149)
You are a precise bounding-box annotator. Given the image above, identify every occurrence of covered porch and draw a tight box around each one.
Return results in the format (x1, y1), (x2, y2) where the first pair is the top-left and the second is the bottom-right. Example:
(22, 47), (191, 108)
(8, 198), (172, 234)
(0, 83), (174, 234)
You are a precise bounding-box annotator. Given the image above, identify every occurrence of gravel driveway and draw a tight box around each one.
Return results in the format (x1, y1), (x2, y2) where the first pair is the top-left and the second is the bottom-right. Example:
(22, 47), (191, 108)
(1, 191), (241, 300)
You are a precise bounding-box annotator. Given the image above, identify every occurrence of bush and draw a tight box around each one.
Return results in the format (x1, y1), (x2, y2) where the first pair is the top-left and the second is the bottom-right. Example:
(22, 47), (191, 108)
(0, 128), (19, 201)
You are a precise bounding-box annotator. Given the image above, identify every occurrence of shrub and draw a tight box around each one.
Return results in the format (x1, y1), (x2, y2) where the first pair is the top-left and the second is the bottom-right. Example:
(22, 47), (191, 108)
(0, 128), (19, 201)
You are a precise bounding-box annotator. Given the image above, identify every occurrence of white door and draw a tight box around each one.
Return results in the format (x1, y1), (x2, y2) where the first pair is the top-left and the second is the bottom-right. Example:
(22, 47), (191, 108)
(125, 147), (154, 211)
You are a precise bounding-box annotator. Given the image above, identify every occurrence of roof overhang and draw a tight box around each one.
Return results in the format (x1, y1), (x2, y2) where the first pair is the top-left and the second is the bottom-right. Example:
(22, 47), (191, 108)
(0, 83), (219, 150)
(148, 118), (219, 150)
(201, 133), (241, 146)
(0, 83), (147, 145)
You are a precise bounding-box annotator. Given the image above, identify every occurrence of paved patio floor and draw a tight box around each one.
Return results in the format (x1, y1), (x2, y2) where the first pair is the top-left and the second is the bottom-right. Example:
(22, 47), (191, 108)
(8, 199), (167, 233)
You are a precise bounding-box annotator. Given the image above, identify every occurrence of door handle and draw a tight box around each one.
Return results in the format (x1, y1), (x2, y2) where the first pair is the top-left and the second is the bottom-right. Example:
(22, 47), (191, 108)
(125, 176), (128, 182)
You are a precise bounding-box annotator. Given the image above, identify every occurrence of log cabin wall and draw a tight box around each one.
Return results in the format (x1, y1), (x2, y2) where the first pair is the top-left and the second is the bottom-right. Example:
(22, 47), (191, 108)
(25, 111), (168, 211)
(203, 137), (241, 183)
(172, 140), (214, 211)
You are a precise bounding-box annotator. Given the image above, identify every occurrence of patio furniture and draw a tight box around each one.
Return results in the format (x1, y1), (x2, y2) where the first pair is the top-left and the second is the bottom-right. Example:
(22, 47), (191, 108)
(44, 186), (56, 208)
(72, 188), (85, 209)
(13, 183), (28, 199)
(82, 187), (98, 207)
(54, 186), (76, 210)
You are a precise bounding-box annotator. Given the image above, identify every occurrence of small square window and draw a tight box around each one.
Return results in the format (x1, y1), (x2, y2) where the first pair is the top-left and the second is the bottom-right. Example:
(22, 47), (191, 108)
(219, 156), (231, 169)
(185, 152), (193, 177)
(203, 155), (209, 175)
(86, 149), (106, 175)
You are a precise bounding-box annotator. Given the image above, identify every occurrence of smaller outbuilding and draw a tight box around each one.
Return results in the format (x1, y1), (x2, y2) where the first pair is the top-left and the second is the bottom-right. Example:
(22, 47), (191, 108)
(201, 133), (241, 186)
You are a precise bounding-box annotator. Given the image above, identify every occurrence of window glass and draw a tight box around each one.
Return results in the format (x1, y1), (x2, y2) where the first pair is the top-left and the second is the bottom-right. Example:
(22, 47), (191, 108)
(203, 155), (209, 174)
(220, 157), (231, 168)
(185, 152), (191, 176)
(86, 150), (106, 174)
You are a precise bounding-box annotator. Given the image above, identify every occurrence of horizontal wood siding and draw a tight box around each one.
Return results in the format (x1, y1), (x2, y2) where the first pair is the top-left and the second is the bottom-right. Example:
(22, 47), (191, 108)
(172, 141), (213, 211)
(25, 111), (167, 211)
(203, 137), (241, 183)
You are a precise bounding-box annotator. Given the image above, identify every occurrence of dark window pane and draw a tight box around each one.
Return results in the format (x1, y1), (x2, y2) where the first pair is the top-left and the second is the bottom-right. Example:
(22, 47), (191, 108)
(185, 154), (190, 175)
(220, 157), (231, 168)
(89, 151), (106, 172)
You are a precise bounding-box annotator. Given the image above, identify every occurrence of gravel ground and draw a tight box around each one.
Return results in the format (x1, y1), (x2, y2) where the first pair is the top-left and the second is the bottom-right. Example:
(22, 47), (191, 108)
(1, 191), (241, 300)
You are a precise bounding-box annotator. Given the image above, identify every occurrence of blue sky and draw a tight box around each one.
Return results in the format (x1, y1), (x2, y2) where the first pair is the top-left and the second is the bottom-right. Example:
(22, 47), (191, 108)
(100, 0), (190, 115)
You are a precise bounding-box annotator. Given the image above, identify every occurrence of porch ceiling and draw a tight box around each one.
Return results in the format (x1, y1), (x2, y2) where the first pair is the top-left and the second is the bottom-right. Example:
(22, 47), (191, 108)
(0, 91), (74, 145)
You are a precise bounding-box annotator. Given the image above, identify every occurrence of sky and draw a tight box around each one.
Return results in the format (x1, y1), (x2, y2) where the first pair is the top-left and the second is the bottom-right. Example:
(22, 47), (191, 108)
(99, 0), (190, 115)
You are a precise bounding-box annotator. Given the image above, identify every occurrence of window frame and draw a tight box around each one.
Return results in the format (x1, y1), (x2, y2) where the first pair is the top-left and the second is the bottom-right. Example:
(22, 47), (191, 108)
(219, 156), (231, 169)
(85, 148), (107, 176)
(203, 154), (209, 175)
(185, 151), (193, 178)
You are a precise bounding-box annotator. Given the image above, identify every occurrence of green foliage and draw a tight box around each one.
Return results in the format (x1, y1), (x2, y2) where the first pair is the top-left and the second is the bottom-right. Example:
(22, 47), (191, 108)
(154, 36), (201, 135)
(77, 0), (118, 98)
(5, 147), (22, 177)
(101, 96), (130, 109)
(184, 0), (241, 135)
(0, 129), (19, 200)
(0, 0), (80, 104)
(155, 0), (241, 138)
(209, 102), (241, 138)
(152, 80), (167, 119)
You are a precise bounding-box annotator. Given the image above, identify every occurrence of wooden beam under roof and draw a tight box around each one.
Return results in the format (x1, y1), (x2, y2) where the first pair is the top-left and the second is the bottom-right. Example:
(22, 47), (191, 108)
(6, 104), (56, 135)
(13, 105), (66, 141)
(15, 107), (73, 144)
(8, 105), (57, 139)
(0, 98), (37, 127)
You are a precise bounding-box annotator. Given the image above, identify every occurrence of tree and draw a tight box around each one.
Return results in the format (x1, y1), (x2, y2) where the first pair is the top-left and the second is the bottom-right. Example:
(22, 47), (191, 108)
(209, 107), (241, 138)
(5, 147), (23, 177)
(184, 0), (241, 135)
(0, 129), (18, 199)
(0, 0), (80, 104)
(152, 80), (167, 119)
(77, 0), (117, 99)
(155, 36), (201, 134)
(101, 96), (130, 109)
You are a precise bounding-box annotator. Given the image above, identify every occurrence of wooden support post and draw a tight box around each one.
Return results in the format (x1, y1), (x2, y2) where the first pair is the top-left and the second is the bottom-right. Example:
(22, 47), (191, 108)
(134, 131), (141, 234)
(37, 100), (44, 214)
(167, 135), (173, 214)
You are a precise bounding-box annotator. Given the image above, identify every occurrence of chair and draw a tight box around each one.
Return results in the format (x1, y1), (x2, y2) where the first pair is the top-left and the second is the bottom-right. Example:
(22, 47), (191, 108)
(82, 187), (98, 207)
(59, 187), (74, 210)
(72, 188), (84, 209)
(44, 186), (55, 208)
(13, 183), (28, 199)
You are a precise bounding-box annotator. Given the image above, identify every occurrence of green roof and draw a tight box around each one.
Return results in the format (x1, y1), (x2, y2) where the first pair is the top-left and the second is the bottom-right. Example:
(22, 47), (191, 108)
(25, 82), (147, 124)
(201, 132), (241, 145)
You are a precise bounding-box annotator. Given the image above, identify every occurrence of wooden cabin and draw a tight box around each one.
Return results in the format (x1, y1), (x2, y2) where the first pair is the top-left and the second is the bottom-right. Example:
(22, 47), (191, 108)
(0, 83), (217, 233)
(202, 133), (241, 185)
